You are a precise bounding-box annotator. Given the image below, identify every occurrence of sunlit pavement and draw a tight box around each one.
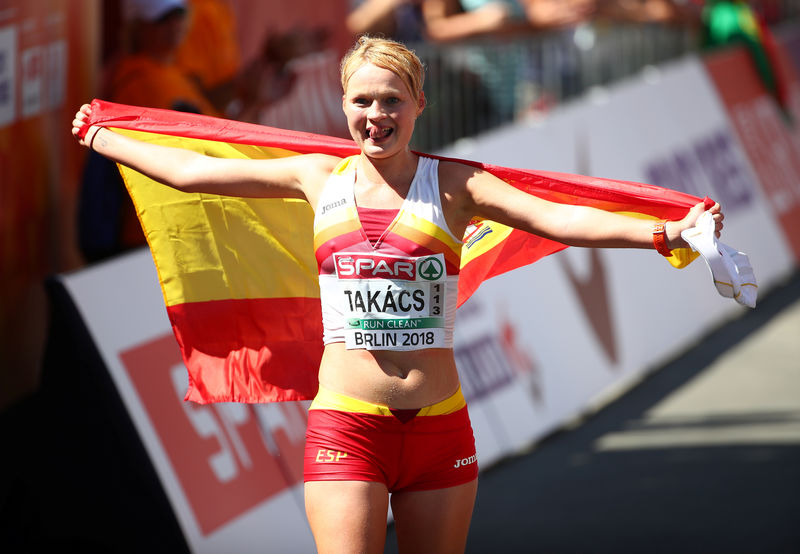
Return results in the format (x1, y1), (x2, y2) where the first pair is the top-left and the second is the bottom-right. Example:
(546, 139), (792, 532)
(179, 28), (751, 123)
(387, 272), (800, 554)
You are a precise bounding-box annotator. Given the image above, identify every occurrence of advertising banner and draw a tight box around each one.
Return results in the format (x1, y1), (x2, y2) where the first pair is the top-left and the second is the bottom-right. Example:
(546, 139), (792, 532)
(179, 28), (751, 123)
(59, 250), (315, 553)
(704, 46), (800, 261)
(0, 0), (98, 407)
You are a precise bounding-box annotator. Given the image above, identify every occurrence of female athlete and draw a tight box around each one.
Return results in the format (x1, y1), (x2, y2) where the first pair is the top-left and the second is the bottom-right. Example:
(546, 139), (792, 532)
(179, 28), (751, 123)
(73, 35), (723, 554)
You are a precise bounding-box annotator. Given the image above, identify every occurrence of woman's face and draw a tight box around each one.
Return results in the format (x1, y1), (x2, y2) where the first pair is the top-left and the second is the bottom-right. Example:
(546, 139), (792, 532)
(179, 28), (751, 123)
(342, 63), (424, 160)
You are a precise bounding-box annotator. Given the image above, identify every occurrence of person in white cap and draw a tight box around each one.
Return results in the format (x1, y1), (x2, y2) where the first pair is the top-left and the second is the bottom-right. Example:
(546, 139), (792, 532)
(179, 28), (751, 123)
(78, 0), (215, 262)
(108, 0), (217, 115)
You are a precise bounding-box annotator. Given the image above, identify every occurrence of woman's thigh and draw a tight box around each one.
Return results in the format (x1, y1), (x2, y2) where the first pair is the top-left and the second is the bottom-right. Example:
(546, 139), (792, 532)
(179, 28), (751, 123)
(390, 478), (479, 554)
(305, 480), (390, 554)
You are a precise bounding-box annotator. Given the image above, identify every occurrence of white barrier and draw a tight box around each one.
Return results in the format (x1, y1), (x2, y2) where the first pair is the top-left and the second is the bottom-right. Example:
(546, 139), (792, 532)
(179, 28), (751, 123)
(59, 250), (315, 553)
(443, 54), (796, 465)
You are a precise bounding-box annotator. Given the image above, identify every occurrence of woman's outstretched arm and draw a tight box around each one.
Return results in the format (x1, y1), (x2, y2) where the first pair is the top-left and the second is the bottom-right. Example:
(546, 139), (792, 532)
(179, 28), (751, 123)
(442, 160), (723, 251)
(71, 103), (339, 204)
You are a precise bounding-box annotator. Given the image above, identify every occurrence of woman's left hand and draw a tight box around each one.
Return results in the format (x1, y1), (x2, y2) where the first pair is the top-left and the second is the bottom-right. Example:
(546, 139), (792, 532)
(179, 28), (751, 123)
(668, 200), (724, 250)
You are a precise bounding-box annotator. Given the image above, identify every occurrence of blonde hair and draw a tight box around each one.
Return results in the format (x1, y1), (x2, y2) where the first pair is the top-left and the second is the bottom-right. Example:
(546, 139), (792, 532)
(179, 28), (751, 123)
(340, 36), (425, 99)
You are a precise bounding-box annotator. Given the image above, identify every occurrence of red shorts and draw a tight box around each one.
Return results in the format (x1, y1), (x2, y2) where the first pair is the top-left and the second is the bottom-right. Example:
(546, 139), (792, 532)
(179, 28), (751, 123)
(304, 387), (478, 492)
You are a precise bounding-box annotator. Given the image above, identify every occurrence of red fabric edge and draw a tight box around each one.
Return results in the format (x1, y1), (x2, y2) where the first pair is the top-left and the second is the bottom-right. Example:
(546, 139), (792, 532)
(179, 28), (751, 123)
(167, 297), (323, 403)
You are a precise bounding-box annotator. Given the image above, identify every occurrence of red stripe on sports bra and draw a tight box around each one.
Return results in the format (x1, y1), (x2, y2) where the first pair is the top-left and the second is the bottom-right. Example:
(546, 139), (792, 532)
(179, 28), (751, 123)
(357, 207), (399, 245)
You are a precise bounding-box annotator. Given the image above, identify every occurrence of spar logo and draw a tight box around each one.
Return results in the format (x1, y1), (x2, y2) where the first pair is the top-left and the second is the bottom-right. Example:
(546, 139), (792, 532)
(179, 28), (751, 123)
(334, 253), (445, 281)
(335, 253), (417, 280)
(418, 256), (443, 281)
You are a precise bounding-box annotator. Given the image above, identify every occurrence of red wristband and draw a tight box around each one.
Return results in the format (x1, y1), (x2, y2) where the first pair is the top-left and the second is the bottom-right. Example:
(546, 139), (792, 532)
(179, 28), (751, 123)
(652, 220), (672, 257)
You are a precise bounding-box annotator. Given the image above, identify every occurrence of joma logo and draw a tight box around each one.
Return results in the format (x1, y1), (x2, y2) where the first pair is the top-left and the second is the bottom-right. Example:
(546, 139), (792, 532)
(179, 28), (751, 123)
(453, 454), (477, 469)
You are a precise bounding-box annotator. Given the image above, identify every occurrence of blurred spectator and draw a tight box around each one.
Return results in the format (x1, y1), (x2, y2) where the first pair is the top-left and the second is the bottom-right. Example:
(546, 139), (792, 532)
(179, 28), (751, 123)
(346, 0), (426, 43)
(595, 0), (700, 25)
(416, 0), (595, 133)
(174, 0), (244, 113)
(172, 0), (318, 121)
(80, 0), (218, 263)
(421, 0), (524, 42)
(105, 0), (219, 115)
(519, 0), (598, 30)
(420, 0), (596, 43)
(259, 25), (330, 102)
(79, 0), (333, 262)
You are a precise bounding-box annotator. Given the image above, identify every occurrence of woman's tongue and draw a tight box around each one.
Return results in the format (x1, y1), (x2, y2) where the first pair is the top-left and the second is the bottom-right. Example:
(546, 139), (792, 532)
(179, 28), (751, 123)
(367, 126), (392, 141)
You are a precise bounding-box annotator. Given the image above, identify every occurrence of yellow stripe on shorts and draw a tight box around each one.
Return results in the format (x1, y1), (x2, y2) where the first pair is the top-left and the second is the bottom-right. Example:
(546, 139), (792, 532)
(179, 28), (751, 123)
(310, 385), (466, 416)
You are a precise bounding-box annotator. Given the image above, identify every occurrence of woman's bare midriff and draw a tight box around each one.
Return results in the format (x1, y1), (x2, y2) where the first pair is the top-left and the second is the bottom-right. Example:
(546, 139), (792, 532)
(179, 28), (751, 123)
(318, 343), (461, 409)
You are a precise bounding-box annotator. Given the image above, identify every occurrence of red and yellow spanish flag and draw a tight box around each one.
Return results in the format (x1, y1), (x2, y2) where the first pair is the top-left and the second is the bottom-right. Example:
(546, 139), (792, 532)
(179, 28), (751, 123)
(85, 100), (706, 404)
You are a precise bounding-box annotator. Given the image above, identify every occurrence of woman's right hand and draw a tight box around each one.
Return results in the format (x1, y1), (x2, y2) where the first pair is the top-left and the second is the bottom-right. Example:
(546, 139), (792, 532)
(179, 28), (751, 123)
(71, 103), (97, 148)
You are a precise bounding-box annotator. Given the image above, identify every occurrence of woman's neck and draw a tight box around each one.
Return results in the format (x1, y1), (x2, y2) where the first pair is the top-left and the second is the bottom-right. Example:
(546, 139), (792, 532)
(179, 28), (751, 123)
(356, 151), (419, 208)
(358, 150), (418, 189)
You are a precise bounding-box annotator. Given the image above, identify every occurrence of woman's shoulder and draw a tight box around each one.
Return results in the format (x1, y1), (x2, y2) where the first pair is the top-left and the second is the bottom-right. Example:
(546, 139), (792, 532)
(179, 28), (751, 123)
(293, 154), (346, 184)
(303, 153), (345, 170)
(437, 158), (485, 188)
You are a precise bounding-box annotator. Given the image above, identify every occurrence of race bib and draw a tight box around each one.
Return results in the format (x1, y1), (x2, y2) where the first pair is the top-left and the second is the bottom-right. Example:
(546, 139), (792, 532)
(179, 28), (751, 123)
(333, 252), (447, 350)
